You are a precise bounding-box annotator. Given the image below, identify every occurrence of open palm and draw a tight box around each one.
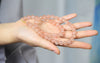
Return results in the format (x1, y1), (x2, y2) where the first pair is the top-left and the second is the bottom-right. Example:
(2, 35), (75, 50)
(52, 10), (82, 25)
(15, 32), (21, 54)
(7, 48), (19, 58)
(16, 13), (98, 54)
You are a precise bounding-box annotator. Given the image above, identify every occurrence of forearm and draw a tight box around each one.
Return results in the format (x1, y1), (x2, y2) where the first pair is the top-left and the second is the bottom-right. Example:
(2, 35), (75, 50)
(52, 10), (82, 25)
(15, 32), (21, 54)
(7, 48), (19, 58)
(0, 22), (19, 45)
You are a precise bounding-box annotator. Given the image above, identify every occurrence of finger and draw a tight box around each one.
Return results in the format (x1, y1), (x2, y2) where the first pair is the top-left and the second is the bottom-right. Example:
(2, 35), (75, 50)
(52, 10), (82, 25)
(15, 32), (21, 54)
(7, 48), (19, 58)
(76, 30), (98, 38)
(54, 38), (91, 49)
(35, 39), (60, 55)
(62, 13), (77, 20)
(66, 41), (92, 49)
(63, 22), (92, 30)
(64, 30), (98, 39)
(73, 22), (92, 29)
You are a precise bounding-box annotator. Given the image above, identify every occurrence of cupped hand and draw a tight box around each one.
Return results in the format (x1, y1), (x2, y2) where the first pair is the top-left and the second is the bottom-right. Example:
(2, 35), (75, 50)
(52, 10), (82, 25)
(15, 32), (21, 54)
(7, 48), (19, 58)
(15, 13), (98, 55)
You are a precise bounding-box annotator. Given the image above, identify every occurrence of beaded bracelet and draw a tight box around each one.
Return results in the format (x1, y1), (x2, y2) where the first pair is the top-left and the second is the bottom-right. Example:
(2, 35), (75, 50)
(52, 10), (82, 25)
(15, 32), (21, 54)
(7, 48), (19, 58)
(21, 15), (77, 46)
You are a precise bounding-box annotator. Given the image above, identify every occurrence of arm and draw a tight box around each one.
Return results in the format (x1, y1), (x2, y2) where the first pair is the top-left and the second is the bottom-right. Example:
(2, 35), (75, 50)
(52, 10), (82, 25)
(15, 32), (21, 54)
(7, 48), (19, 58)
(0, 22), (19, 45)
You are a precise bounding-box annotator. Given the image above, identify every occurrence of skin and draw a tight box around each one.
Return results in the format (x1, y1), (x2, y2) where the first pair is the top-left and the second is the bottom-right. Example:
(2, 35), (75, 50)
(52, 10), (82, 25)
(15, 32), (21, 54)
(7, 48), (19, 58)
(0, 13), (98, 55)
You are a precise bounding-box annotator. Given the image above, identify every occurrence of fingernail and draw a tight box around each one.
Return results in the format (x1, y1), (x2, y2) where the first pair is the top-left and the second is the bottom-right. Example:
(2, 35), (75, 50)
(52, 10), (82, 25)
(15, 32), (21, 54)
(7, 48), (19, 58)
(53, 50), (59, 55)
(53, 50), (57, 54)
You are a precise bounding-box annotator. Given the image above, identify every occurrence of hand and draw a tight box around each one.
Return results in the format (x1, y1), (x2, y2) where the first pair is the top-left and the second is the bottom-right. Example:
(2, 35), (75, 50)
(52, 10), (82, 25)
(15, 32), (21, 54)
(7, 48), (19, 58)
(15, 13), (98, 55)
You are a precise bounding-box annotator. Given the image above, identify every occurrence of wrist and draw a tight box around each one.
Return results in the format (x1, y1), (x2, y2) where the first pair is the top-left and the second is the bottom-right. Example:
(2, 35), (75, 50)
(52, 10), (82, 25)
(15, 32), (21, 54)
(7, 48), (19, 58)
(14, 20), (27, 42)
(10, 22), (21, 43)
(0, 22), (22, 45)
(6, 22), (21, 44)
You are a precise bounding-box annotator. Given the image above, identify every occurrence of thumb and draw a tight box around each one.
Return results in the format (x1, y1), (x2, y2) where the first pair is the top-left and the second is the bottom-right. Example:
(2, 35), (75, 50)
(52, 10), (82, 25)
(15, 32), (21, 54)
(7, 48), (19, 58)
(36, 39), (60, 55)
